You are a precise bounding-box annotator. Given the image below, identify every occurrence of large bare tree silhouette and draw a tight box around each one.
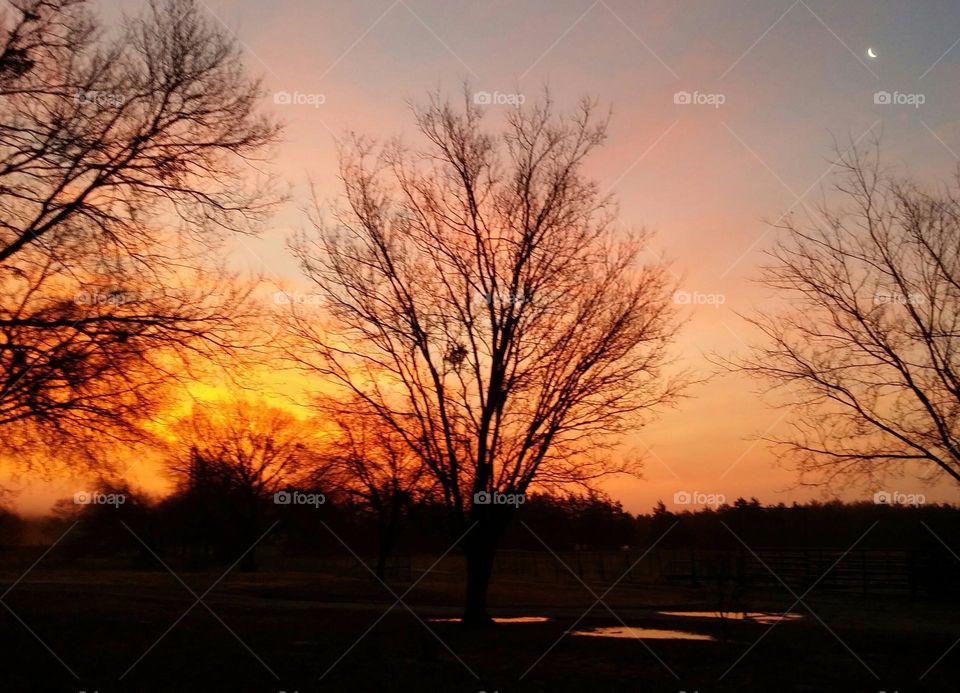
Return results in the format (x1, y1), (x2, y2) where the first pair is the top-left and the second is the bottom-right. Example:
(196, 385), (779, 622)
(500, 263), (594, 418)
(287, 91), (683, 623)
(739, 145), (960, 488)
(0, 0), (279, 460)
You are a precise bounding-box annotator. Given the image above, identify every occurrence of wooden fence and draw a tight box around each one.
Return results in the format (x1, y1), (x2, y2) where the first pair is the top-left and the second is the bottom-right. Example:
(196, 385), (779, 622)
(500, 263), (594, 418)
(381, 546), (960, 597)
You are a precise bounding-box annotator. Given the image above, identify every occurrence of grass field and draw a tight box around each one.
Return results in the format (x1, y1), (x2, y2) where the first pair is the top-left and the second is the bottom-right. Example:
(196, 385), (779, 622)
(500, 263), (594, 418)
(2, 561), (959, 692)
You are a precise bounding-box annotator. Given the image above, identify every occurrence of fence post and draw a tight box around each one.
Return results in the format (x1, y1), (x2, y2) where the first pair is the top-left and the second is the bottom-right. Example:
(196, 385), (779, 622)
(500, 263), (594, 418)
(862, 550), (868, 595)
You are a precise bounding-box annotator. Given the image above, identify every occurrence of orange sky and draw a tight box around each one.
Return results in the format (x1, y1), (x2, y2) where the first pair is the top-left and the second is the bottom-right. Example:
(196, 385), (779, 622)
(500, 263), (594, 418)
(6, 0), (960, 515)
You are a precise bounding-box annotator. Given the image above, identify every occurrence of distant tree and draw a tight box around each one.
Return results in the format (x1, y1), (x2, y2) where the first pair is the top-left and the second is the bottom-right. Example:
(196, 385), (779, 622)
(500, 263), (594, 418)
(166, 399), (327, 569)
(503, 491), (636, 551)
(738, 145), (960, 488)
(287, 90), (683, 624)
(49, 479), (155, 563)
(0, 501), (25, 546)
(321, 398), (429, 579)
(0, 0), (279, 461)
(732, 497), (762, 511)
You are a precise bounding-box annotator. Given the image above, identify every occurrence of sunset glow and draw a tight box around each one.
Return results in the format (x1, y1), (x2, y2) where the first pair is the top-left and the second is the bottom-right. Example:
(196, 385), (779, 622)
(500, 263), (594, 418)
(3, 2), (960, 690)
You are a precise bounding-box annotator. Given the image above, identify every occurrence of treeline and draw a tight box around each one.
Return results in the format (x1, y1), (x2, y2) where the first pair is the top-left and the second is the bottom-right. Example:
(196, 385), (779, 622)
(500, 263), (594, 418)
(638, 498), (960, 552)
(506, 497), (960, 553)
(1, 491), (957, 571)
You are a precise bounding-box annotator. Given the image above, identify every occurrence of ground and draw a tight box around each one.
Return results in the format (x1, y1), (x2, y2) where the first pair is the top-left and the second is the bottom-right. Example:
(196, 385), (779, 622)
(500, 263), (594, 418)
(1, 565), (958, 692)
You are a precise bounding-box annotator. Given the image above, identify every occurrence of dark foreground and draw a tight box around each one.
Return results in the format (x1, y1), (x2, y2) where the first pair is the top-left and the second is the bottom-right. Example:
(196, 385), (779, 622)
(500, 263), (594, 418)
(2, 566), (958, 693)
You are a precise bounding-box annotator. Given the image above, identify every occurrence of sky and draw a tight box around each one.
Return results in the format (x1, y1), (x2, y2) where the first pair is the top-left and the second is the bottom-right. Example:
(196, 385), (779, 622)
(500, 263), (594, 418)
(9, 0), (960, 515)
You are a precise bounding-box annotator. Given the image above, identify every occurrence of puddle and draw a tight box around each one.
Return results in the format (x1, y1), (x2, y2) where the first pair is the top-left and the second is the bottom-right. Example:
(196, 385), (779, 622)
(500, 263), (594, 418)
(570, 626), (715, 641)
(429, 616), (550, 624)
(659, 611), (803, 625)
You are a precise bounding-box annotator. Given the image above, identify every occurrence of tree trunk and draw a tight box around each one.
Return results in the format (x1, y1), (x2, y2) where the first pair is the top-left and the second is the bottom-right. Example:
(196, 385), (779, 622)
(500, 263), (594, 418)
(374, 502), (401, 581)
(239, 497), (259, 572)
(463, 543), (496, 625)
(375, 544), (388, 581)
(461, 514), (507, 626)
(375, 525), (395, 581)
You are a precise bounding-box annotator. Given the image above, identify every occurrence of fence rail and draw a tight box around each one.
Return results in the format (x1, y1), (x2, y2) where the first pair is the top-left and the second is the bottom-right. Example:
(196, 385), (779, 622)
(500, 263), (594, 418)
(317, 546), (959, 597)
(4, 542), (958, 597)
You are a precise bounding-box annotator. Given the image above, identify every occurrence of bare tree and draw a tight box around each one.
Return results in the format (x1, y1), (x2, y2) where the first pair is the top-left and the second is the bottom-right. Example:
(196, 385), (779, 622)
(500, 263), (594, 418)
(166, 398), (326, 569)
(738, 145), (960, 489)
(321, 397), (429, 579)
(0, 0), (279, 460)
(286, 90), (683, 624)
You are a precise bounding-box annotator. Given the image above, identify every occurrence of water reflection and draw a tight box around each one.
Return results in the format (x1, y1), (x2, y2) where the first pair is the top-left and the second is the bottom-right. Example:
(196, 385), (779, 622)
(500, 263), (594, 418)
(429, 616), (550, 624)
(571, 626), (716, 641)
(659, 611), (803, 625)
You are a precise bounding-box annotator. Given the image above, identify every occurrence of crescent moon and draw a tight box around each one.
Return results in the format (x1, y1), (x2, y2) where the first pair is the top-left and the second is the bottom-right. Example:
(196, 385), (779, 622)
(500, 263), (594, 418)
(867, 47), (878, 59)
